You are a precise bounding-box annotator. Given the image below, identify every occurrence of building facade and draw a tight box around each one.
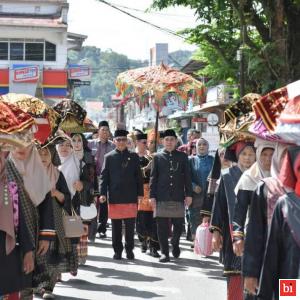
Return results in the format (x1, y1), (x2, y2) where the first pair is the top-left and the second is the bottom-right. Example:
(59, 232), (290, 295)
(0, 0), (86, 101)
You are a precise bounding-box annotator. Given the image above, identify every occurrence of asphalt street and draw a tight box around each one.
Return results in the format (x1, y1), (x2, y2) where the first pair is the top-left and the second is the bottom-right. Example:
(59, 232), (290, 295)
(34, 228), (226, 300)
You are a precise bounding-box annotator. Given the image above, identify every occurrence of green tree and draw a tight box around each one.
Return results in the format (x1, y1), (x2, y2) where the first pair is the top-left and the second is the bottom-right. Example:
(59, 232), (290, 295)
(152, 0), (300, 93)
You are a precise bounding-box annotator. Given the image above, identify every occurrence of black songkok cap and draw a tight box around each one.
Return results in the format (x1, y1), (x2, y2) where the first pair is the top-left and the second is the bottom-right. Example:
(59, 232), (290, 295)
(114, 129), (129, 138)
(164, 129), (177, 138)
(136, 133), (148, 140)
(98, 120), (109, 128)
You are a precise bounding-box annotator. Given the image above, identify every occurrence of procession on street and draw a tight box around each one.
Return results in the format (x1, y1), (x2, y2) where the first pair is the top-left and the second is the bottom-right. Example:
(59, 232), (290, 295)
(1, 1), (300, 300)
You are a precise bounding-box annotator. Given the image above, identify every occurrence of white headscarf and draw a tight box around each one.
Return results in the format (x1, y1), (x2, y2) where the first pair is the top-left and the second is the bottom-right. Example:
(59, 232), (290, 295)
(235, 138), (275, 194)
(57, 145), (80, 198)
(10, 144), (51, 207)
(270, 142), (289, 179)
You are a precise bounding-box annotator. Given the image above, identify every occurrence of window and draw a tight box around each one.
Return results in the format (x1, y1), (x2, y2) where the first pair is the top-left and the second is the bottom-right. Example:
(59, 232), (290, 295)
(35, 6), (41, 13)
(0, 42), (8, 60)
(10, 43), (24, 60)
(25, 43), (44, 61)
(45, 41), (56, 61)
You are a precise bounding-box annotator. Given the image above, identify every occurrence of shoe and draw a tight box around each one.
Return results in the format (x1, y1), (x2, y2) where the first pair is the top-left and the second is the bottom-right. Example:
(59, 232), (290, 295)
(191, 244), (195, 249)
(99, 233), (107, 239)
(43, 291), (55, 299)
(159, 254), (170, 263)
(150, 249), (161, 258)
(113, 253), (122, 260)
(172, 246), (181, 258)
(126, 251), (135, 260)
(141, 241), (147, 253)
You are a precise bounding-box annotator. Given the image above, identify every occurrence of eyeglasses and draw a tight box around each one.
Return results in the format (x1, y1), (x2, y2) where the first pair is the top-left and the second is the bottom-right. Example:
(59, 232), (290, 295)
(140, 141), (147, 144)
(115, 138), (127, 142)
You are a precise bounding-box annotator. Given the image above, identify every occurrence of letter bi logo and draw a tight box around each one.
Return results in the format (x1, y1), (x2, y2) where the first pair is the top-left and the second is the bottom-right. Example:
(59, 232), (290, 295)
(280, 280), (297, 297)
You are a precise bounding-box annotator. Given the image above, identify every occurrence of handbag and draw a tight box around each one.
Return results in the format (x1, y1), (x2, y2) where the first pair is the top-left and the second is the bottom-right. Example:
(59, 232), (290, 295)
(62, 207), (84, 238)
(194, 222), (213, 257)
(80, 203), (97, 221)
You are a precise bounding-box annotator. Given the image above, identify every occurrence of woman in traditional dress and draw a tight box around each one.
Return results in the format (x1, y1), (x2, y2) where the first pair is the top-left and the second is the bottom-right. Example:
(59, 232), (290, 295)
(56, 137), (82, 272)
(258, 146), (300, 300)
(71, 133), (97, 265)
(242, 142), (289, 296)
(9, 144), (55, 300)
(210, 142), (256, 300)
(0, 150), (35, 300)
(232, 138), (274, 255)
(189, 138), (214, 244)
(37, 145), (76, 299)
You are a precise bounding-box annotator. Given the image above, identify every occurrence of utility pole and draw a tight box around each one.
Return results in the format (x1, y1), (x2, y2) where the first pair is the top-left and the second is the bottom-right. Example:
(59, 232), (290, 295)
(239, 1), (246, 98)
(240, 23), (246, 97)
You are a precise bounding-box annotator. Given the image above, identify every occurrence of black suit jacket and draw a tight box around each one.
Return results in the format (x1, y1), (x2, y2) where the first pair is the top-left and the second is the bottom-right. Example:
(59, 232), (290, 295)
(149, 149), (193, 202)
(100, 149), (144, 204)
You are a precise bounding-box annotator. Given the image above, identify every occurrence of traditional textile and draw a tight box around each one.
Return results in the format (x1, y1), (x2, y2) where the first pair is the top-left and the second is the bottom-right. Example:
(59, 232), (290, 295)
(279, 146), (300, 195)
(1, 93), (60, 144)
(224, 93), (260, 123)
(0, 101), (34, 134)
(108, 203), (138, 219)
(53, 99), (87, 132)
(253, 86), (289, 132)
(227, 275), (243, 300)
(155, 201), (185, 218)
(77, 233), (88, 264)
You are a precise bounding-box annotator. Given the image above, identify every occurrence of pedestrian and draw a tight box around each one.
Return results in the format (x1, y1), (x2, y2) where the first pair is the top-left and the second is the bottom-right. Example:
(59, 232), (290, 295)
(56, 137), (83, 276)
(150, 129), (193, 263)
(88, 121), (115, 241)
(232, 138), (274, 256)
(242, 142), (288, 296)
(10, 144), (55, 300)
(37, 145), (75, 299)
(210, 141), (256, 300)
(189, 138), (214, 245)
(99, 129), (144, 260)
(258, 146), (300, 300)
(0, 150), (35, 300)
(135, 132), (160, 257)
(71, 133), (98, 264)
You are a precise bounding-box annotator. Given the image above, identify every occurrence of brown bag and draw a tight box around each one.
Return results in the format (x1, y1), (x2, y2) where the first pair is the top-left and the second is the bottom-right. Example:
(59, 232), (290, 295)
(62, 208), (84, 238)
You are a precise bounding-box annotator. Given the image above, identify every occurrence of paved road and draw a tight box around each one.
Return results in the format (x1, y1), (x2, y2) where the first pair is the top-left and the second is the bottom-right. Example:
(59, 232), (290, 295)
(35, 228), (226, 300)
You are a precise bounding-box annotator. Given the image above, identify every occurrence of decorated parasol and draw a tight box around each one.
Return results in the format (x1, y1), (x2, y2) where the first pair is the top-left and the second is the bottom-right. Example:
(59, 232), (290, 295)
(115, 63), (206, 148)
(1, 93), (61, 144)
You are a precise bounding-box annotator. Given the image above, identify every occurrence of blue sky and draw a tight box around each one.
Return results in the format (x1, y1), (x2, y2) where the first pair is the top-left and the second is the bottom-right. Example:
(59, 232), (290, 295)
(68, 0), (198, 60)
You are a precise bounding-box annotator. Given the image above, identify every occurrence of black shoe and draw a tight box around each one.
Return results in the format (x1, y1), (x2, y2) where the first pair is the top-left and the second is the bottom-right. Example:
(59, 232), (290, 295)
(172, 246), (181, 258)
(126, 251), (135, 260)
(150, 249), (161, 258)
(113, 253), (122, 260)
(99, 233), (107, 239)
(159, 254), (170, 263)
(141, 241), (147, 253)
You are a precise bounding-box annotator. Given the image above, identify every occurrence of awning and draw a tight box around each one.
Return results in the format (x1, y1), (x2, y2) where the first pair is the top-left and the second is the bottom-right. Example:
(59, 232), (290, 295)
(191, 101), (227, 113)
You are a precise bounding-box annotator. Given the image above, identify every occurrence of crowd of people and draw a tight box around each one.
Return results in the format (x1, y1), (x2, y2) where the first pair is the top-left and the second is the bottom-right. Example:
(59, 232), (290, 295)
(1, 86), (300, 300)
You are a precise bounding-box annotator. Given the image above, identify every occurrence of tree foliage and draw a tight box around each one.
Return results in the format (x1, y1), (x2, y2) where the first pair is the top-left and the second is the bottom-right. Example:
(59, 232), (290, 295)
(152, 0), (300, 94)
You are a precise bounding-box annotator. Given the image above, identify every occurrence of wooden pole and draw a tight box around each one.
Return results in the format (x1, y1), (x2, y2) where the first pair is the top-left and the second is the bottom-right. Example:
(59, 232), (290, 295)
(154, 110), (159, 152)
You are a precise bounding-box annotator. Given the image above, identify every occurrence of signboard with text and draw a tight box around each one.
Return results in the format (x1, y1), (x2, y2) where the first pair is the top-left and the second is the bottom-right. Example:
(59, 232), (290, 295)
(68, 65), (91, 82)
(13, 65), (39, 83)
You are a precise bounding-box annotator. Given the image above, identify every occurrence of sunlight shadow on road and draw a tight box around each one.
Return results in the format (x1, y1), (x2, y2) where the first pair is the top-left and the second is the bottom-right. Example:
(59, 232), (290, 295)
(60, 279), (163, 298)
